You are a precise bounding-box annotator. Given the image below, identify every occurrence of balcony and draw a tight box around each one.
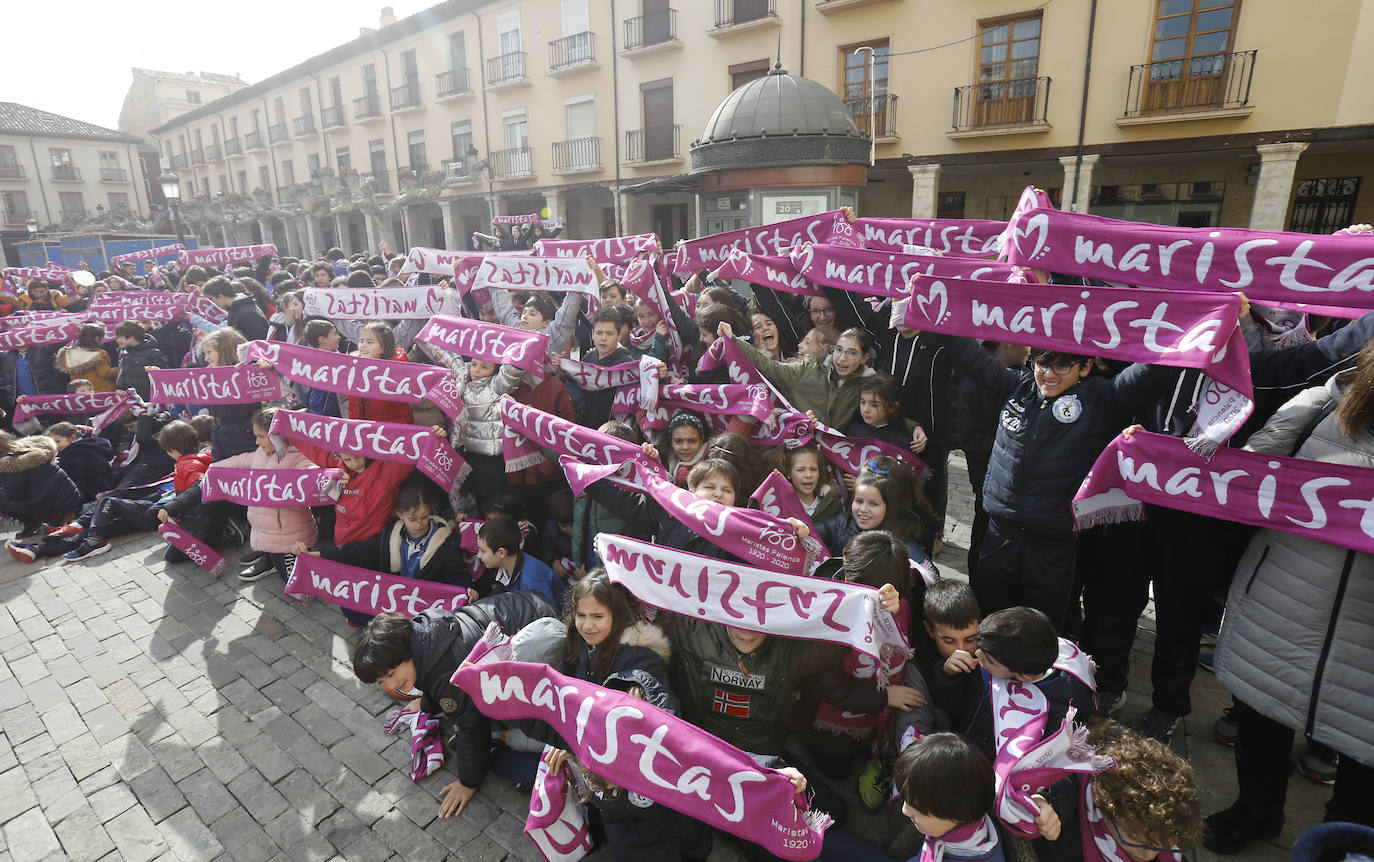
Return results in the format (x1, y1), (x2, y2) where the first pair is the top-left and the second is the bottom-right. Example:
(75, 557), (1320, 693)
(398, 164), (430, 186)
(548, 32), (596, 75)
(51, 165), (82, 182)
(623, 9), (680, 55)
(321, 105), (346, 129)
(434, 69), (473, 101)
(950, 76), (1052, 138)
(490, 146), (534, 181)
(486, 52), (529, 90)
(99, 167), (129, 183)
(3, 209), (36, 226)
(268, 123), (289, 145)
(353, 94), (383, 122)
(170, 153), (188, 169)
(59, 209), (87, 222)
(224, 138), (242, 156)
(625, 125), (682, 164)
(711, 0), (779, 36)
(552, 137), (601, 175)
(815, 0), (897, 11)
(244, 131), (266, 151)
(293, 116), (318, 137)
(1120, 50), (1256, 125)
(190, 148), (206, 164)
(389, 81), (423, 113)
(0, 162), (25, 179)
(362, 172), (391, 193)
(276, 185), (296, 204)
(442, 158), (478, 185)
(844, 93), (899, 142)
(206, 143), (222, 161)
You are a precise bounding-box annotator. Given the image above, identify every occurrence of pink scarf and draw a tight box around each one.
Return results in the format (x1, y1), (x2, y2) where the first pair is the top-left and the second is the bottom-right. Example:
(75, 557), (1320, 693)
(697, 337), (932, 481)
(904, 274), (1254, 451)
(0, 318), (85, 351)
(89, 389), (149, 433)
(177, 244), (275, 268)
(567, 459), (815, 575)
(596, 533), (910, 684)
(284, 554), (471, 615)
(12, 391), (125, 424)
(148, 365), (286, 405)
(526, 751), (594, 862)
(383, 708), (447, 783)
(1080, 778), (1185, 862)
(200, 466), (345, 507)
(672, 210), (856, 273)
(110, 242), (184, 265)
(241, 340), (464, 419)
(188, 290), (228, 324)
(920, 815), (1001, 862)
(748, 471), (831, 572)
(501, 399), (661, 477)
(991, 640), (1104, 838)
(303, 285), (458, 320)
(269, 409), (471, 496)
(1006, 207), (1374, 313)
(452, 623), (832, 860)
(415, 314), (549, 382)
(855, 217), (1008, 256)
(474, 256), (601, 307)
(533, 234), (658, 263)
(708, 249), (823, 297)
(1074, 429), (1374, 554)
(641, 382), (778, 432)
(398, 246), (494, 278)
(613, 256), (685, 361)
(86, 295), (190, 323)
(159, 521), (227, 576)
(792, 243), (1017, 298)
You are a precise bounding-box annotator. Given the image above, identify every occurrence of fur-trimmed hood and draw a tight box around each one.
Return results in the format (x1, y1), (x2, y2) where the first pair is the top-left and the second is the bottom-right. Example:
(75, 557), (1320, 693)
(0, 435), (58, 473)
(56, 346), (110, 375)
(620, 620), (671, 662)
(386, 515), (453, 574)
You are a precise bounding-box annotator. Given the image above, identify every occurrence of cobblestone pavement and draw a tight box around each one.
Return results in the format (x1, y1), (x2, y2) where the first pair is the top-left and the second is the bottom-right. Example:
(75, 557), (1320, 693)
(0, 454), (1326, 861)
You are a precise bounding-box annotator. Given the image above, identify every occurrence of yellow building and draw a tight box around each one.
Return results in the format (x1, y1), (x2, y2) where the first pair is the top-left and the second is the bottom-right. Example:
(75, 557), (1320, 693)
(149, 0), (1374, 255)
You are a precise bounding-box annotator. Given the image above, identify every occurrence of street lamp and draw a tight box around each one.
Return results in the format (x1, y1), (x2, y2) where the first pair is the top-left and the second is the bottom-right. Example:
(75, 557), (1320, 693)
(158, 168), (187, 247)
(24, 217), (37, 237)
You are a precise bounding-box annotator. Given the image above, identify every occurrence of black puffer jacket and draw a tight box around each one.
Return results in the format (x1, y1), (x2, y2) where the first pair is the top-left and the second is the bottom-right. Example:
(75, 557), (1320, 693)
(0, 435), (82, 517)
(409, 595), (559, 788)
(227, 295), (269, 342)
(58, 435), (115, 502)
(942, 336), (1181, 535)
(115, 333), (167, 400)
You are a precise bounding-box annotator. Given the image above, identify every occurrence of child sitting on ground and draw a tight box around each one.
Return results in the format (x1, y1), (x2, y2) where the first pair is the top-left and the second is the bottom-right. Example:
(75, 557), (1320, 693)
(296, 485), (479, 627)
(0, 431), (83, 541)
(474, 515), (564, 609)
(46, 422), (114, 503)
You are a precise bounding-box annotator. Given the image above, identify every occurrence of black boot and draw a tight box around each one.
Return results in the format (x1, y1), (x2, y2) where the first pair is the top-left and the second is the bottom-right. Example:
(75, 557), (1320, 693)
(1202, 802), (1284, 854)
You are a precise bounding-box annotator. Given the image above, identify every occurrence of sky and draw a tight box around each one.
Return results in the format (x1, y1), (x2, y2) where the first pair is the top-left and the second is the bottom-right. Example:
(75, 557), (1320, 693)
(5, 1), (424, 130)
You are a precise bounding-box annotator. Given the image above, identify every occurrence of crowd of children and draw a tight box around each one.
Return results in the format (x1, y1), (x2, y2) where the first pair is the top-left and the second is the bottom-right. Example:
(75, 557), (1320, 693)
(2, 217), (1371, 862)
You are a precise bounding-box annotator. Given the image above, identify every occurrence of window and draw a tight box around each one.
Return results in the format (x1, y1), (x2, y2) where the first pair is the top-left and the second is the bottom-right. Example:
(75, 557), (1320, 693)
(211, 124), (221, 145)
(730, 60), (770, 90)
(2, 191), (30, 225)
(230, 117), (240, 138)
(258, 166), (270, 190)
(402, 49), (418, 84)
(937, 192), (966, 219)
(566, 95), (596, 140)
(194, 129), (203, 149)
(1290, 177), (1362, 234)
(299, 86), (313, 116)
(273, 97), (286, 124)
(187, 90), (201, 104)
(201, 178), (210, 197)
(640, 78), (674, 161)
(58, 191), (84, 219)
(972, 15), (1042, 125)
(217, 175), (228, 195)
(307, 153), (320, 175)
(282, 159), (295, 184)
(369, 139), (387, 179)
(336, 146), (351, 172)
(0, 145), (16, 174)
(49, 148), (72, 167)
(363, 64), (378, 96)
(1144, 0), (1239, 110)
(448, 32), (467, 70)
(841, 41), (890, 136)
(109, 192), (130, 212)
(504, 111), (529, 150)
(498, 11), (522, 54)
(99, 151), (119, 168)
(237, 169), (248, 193)
(450, 121), (473, 165)
(329, 76), (343, 106)
(406, 130), (427, 171)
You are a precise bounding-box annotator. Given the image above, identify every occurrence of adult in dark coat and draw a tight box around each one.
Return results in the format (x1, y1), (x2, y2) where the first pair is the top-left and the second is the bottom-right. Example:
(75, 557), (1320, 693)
(350, 594), (559, 818)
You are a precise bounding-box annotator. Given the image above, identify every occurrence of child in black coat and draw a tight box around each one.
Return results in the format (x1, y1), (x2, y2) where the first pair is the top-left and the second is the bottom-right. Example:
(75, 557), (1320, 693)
(0, 431), (82, 537)
(46, 422), (114, 503)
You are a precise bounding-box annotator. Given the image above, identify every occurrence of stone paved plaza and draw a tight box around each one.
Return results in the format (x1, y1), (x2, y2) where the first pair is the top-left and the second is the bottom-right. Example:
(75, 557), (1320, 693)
(0, 455), (1327, 861)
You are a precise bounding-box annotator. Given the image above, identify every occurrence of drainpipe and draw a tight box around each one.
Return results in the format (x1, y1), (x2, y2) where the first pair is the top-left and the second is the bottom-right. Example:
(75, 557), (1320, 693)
(1068, 0), (1098, 212)
(311, 72), (329, 171)
(475, 10), (497, 221)
(27, 138), (53, 224)
(610, 0), (623, 234)
(799, 0), (806, 76)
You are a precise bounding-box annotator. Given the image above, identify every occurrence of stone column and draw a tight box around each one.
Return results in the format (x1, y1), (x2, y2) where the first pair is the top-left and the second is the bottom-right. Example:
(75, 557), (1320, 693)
(258, 219), (274, 249)
(907, 164), (941, 219)
(301, 215), (321, 258)
(363, 211), (380, 252)
(544, 189), (564, 223)
(220, 225), (232, 246)
(1249, 142), (1309, 231)
(438, 201), (455, 249)
(333, 214), (346, 251)
(1058, 154), (1100, 213)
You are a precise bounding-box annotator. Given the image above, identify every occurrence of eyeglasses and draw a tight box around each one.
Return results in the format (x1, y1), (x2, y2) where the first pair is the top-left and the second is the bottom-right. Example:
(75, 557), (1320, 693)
(1032, 359), (1082, 375)
(1107, 819), (1177, 856)
(832, 346), (864, 360)
(811, 305), (835, 317)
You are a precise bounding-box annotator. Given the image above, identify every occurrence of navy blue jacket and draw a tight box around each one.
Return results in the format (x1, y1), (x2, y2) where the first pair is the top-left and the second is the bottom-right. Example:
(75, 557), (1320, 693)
(58, 435), (115, 502)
